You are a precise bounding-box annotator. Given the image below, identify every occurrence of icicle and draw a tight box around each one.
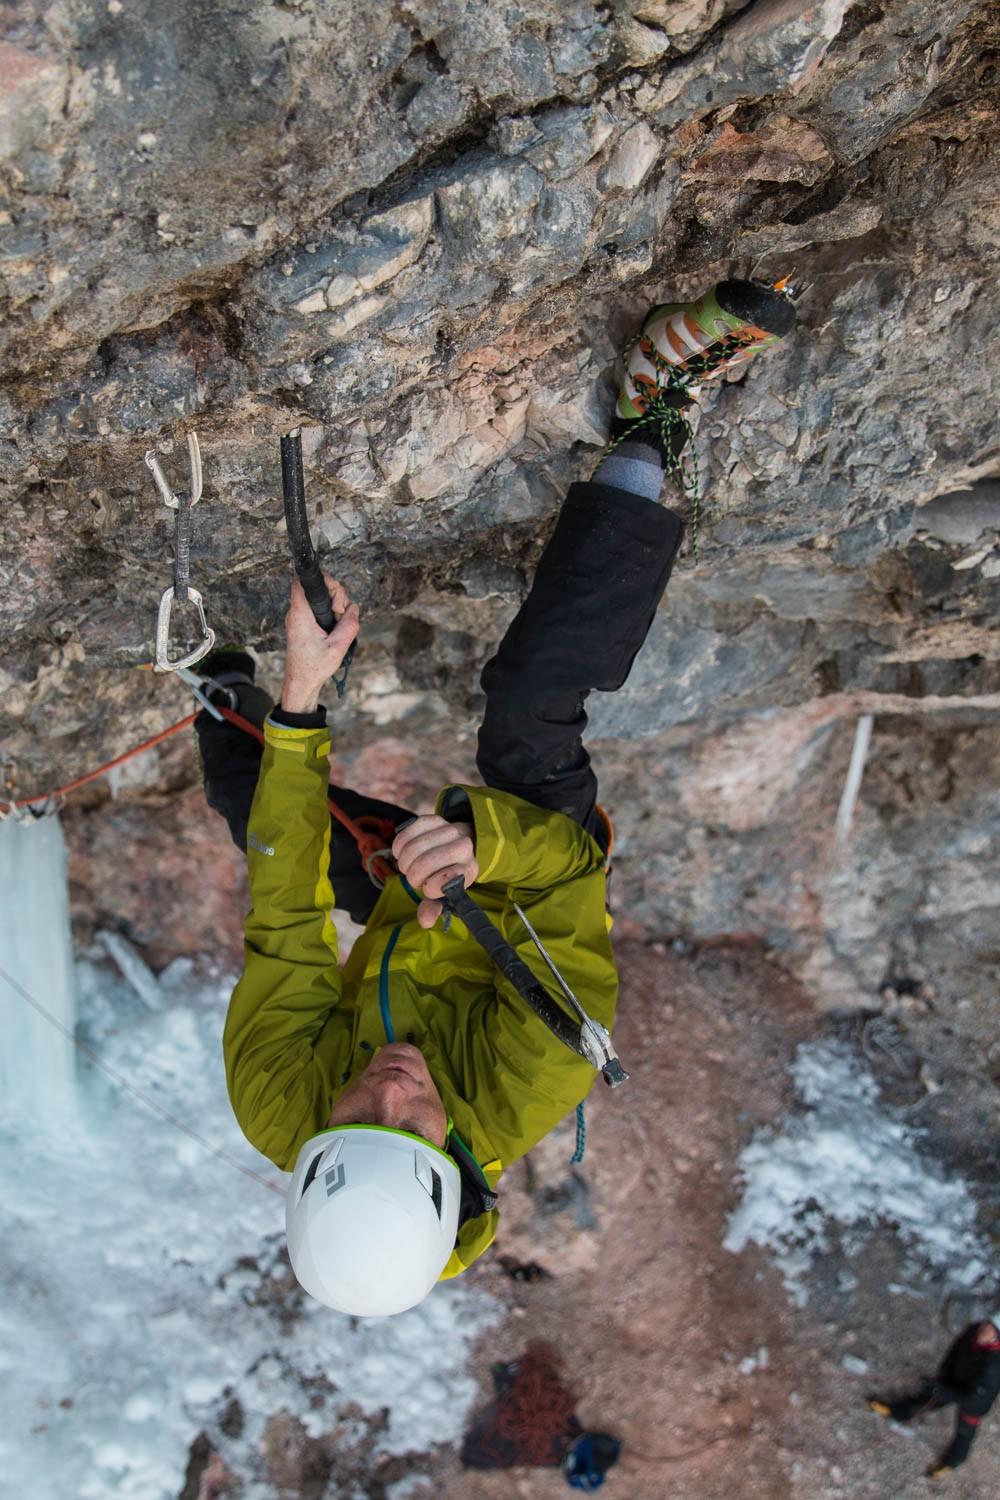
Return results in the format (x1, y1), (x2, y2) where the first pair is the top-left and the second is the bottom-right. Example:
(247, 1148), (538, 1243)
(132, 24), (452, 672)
(96, 930), (164, 1012)
(0, 814), (78, 1129)
(835, 714), (874, 845)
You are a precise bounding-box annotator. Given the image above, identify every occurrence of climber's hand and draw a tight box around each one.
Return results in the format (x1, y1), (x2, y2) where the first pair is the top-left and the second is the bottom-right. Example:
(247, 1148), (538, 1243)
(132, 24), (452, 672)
(281, 573), (360, 713)
(392, 815), (478, 929)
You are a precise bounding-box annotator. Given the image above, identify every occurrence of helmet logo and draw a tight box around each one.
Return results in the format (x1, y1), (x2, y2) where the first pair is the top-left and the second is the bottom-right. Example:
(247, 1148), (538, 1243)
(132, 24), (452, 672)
(324, 1164), (346, 1197)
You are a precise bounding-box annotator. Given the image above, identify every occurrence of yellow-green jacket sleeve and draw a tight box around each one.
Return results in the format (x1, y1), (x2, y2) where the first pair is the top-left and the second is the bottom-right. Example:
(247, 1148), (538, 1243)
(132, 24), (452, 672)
(224, 719), (347, 1170)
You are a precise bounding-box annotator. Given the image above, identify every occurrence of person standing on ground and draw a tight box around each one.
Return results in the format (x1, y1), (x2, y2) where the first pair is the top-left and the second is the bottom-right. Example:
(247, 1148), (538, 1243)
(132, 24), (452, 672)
(195, 280), (795, 1317)
(868, 1315), (1000, 1478)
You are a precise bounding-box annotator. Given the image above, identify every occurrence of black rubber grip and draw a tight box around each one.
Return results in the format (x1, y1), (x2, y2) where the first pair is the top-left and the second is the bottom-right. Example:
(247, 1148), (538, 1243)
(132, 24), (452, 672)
(299, 558), (336, 633)
(280, 430), (336, 633)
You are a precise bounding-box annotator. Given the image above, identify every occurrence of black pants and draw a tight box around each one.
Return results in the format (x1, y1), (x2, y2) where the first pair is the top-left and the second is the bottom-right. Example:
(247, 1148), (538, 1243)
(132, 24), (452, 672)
(198, 480), (682, 924)
(889, 1381), (981, 1469)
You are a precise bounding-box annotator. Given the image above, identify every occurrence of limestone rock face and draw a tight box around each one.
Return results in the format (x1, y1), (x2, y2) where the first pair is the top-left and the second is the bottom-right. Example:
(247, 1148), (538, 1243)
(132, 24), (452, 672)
(2, 1), (998, 1008)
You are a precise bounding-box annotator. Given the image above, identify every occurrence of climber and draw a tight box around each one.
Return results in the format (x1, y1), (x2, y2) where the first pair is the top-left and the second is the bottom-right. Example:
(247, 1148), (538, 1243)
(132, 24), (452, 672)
(195, 280), (796, 1317)
(867, 1315), (1000, 1478)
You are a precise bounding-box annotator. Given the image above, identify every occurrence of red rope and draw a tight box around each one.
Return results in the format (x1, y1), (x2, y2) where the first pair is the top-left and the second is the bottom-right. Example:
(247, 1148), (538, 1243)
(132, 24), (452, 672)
(1, 713), (198, 811)
(1, 705), (397, 885)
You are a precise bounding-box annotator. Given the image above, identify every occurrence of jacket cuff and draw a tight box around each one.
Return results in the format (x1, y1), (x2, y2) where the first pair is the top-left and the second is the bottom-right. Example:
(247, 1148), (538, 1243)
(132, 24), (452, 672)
(263, 716), (331, 761)
(272, 704), (327, 729)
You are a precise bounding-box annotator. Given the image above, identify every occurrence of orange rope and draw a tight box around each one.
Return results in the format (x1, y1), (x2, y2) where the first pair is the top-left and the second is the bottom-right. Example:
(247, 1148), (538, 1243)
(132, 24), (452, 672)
(0, 705), (397, 884)
(1, 713), (198, 812)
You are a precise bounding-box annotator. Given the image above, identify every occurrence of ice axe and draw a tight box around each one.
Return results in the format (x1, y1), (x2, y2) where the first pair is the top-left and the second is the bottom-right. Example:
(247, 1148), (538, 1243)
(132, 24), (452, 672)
(280, 427), (355, 694)
(394, 813), (627, 1086)
(441, 873), (629, 1088)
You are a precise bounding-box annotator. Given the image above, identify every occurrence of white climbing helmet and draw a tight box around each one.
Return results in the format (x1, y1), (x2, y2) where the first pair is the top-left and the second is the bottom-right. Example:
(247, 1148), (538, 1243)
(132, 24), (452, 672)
(285, 1125), (462, 1317)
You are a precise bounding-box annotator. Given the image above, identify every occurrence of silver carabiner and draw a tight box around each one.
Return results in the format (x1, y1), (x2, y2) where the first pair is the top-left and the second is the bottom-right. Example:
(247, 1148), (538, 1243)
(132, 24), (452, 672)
(154, 585), (216, 673)
(144, 432), (203, 510)
(171, 666), (225, 720)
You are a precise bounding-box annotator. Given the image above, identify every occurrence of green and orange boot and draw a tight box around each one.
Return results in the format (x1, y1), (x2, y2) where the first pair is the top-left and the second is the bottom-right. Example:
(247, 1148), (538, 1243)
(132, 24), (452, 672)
(609, 278), (797, 555)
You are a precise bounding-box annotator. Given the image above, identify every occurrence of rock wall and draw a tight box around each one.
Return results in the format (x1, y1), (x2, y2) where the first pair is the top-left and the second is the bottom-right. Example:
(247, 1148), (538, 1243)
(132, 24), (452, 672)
(2, 1), (999, 1007)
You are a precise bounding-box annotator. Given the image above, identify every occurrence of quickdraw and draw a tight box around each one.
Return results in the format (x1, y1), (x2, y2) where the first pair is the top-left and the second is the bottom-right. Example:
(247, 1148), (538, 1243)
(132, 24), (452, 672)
(146, 433), (216, 672)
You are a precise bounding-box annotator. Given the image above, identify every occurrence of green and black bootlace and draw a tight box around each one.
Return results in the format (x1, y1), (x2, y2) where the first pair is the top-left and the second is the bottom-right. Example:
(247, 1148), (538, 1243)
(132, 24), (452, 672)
(598, 327), (764, 563)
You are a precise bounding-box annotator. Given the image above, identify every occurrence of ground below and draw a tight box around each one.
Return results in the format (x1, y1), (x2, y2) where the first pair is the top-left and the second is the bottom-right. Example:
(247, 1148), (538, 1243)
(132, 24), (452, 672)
(430, 940), (1000, 1500)
(62, 754), (1000, 1500)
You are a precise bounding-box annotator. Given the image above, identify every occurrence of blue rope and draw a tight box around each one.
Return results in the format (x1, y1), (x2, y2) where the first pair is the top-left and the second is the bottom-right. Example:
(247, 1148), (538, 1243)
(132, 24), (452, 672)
(570, 1101), (586, 1165)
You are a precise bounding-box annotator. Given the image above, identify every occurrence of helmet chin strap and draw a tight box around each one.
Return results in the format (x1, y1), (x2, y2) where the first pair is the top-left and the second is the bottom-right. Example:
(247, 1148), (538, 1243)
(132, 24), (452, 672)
(446, 1125), (498, 1222)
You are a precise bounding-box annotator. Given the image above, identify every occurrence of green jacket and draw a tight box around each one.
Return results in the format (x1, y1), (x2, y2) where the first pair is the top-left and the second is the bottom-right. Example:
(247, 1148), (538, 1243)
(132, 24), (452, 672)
(224, 718), (618, 1278)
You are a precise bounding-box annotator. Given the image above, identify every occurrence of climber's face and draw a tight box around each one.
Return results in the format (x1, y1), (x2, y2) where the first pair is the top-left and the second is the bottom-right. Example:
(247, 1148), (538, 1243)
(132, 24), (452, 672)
(328, 1042), (448, 1148)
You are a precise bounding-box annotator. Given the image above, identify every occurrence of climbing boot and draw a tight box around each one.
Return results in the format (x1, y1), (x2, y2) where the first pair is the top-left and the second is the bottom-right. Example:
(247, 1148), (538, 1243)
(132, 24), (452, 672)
(616, 278), (796, 429)
(199, 648), (273, 730)
(606, 279), (797, 557)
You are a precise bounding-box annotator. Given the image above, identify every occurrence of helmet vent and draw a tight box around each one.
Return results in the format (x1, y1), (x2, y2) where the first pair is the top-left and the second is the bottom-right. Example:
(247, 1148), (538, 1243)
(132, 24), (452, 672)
(299, 1150), (324, 1201)
(414, 1153), (444, 1219)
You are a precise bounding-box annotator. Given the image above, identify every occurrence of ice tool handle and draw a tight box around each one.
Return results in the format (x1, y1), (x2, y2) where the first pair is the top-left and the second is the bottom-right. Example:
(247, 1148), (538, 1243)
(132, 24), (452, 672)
(280, 429), (355, 694)
(440, 875), (629, 1088)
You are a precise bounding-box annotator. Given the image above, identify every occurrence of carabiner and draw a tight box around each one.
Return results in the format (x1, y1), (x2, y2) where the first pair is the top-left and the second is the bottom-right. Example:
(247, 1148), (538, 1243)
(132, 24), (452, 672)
(144, 432), (203, 510)
(154, 585), (216, 673)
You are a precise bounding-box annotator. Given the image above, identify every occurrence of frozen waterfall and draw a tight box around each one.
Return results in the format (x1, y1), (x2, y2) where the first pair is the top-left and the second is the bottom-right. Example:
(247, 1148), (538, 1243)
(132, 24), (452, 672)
(0, 813), (78, 1129)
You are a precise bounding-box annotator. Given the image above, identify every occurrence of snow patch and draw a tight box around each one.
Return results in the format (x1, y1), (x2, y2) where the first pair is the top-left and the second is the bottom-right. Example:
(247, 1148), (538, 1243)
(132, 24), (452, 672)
(723, 1040), (990, 1306)
(2, 956), (501, 1500)
(386, 1477), (434, 1499)
(737, 1346), (769, 1375)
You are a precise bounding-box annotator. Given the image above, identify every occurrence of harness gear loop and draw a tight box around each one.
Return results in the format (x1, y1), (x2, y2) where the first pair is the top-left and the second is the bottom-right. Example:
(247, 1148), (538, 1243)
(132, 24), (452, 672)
(146, 434), (216, 674)
(363, 846), (395, 889)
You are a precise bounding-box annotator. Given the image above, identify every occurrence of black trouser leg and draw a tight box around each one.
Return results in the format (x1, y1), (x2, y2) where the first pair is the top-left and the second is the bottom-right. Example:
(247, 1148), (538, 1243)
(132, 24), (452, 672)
(197, 707), (266, 855)
(938, 1413), (980, 1469)
(477, 480), (683, 840)
(195, 709), (415, 926)
(889, 1379), (961, 1422)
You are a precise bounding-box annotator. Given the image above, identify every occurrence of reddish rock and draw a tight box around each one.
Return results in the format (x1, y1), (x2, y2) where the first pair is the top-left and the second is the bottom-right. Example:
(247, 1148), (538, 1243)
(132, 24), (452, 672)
(687, 117), (831, 184)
